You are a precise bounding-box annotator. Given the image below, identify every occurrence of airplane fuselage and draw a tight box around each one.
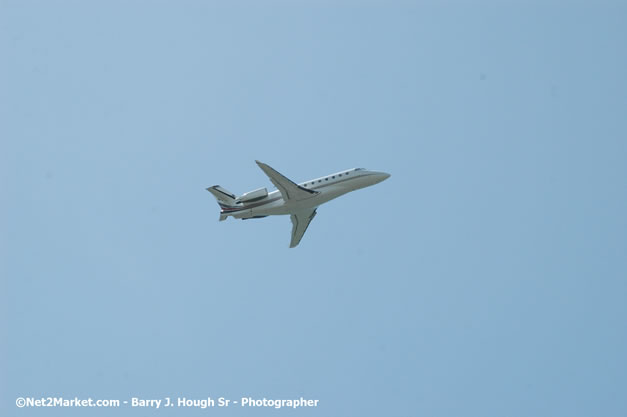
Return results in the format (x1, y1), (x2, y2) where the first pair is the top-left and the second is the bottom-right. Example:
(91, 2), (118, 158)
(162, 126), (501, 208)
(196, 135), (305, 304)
(222, 168), (389, 220)
(207, 162), (389, 247)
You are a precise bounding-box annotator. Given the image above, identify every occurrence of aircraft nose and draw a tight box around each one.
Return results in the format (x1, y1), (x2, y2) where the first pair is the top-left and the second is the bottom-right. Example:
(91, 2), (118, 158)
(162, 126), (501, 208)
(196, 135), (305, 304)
(373, 171), (391, 183)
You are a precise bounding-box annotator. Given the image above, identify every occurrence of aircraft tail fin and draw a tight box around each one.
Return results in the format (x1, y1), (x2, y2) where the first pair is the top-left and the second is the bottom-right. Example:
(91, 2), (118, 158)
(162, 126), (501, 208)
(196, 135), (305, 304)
(206, 185), (237, 221)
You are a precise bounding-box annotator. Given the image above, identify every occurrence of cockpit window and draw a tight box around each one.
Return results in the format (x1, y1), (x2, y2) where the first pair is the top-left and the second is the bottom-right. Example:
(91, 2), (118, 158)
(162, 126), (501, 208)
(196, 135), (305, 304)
(355, 168), (365, 171)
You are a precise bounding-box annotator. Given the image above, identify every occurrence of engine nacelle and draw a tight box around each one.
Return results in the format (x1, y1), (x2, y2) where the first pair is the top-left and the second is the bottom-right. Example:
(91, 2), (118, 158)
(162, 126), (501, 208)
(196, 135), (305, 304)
(237, 187), (268, 203)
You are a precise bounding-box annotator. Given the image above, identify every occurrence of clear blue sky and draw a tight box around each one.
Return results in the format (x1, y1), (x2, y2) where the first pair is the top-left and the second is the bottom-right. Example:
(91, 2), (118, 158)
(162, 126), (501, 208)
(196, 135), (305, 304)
(2, 1), (626, 416)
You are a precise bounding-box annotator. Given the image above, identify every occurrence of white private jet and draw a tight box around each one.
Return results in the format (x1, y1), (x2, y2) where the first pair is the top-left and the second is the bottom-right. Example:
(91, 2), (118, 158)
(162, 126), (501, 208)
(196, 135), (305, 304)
(207, 161), (390, 248)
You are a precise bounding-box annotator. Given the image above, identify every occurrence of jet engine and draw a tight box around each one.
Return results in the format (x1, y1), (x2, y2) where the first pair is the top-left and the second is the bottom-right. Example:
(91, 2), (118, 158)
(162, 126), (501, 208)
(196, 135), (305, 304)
(237, 187), (268, 203)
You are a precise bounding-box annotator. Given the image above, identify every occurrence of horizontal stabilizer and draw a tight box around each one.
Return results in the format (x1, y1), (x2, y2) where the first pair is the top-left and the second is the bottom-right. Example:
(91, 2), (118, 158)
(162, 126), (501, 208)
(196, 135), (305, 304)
(207, 185), (237, 206)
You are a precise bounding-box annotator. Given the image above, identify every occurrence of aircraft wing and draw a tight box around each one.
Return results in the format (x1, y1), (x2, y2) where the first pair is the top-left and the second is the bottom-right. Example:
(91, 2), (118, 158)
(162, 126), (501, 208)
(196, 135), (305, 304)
(256, 160), (318, 202)
(290, 209), (317, 248)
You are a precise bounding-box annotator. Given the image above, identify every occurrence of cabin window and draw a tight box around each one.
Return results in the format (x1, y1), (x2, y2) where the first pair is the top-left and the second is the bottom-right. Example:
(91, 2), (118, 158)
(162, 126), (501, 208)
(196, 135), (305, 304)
(346, 172), (349, 175)
(325, 178), (328, 181)
(339, 174), (342, 177)
(332, 176), (335, 179)
(318, 180), (321, 183)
